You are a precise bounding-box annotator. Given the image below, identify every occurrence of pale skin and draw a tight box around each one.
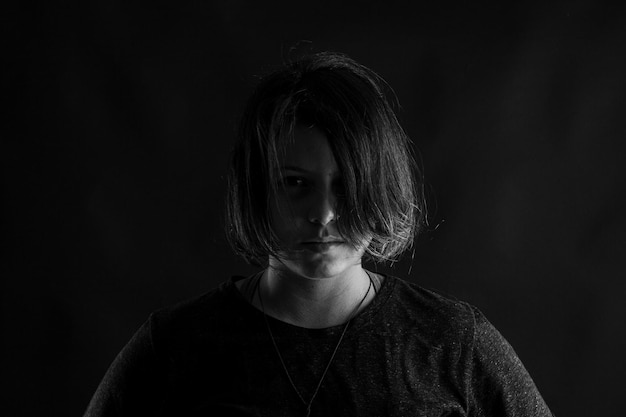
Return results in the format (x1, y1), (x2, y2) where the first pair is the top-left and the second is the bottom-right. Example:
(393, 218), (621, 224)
(236, 125), (379, 329)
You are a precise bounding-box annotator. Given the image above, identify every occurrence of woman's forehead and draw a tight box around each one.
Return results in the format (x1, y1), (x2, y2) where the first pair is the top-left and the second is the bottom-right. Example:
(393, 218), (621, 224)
(279, 125), (340, 175)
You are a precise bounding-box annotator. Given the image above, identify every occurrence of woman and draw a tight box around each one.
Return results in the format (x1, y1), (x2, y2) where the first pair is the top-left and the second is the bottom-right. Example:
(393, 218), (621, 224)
(85, 52), (553, 416)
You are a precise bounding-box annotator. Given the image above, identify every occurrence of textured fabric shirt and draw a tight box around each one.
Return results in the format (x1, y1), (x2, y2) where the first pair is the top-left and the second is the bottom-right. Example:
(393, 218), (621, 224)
(84, 275), (553, 416)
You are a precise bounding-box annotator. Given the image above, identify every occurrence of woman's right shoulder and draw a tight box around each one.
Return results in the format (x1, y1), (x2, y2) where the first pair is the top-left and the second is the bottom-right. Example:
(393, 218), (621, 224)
(146, 277), (249, 338)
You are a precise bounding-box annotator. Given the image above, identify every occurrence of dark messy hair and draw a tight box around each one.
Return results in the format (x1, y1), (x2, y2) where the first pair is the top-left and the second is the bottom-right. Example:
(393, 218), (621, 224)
(226, 51), (425, 265)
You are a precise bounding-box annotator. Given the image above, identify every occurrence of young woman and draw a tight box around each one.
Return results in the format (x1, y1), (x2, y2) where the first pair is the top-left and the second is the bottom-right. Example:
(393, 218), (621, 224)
(85, 52), (553, 416)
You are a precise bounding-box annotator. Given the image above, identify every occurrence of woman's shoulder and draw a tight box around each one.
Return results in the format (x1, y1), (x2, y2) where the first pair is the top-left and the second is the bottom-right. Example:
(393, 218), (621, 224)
(387, 276), (474, 315)
(383, 276), (480, 342)
(146, 277), (250, 337)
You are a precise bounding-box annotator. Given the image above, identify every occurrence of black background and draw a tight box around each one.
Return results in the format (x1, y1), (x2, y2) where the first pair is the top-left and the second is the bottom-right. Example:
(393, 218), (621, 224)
(3, 1), (625, 416)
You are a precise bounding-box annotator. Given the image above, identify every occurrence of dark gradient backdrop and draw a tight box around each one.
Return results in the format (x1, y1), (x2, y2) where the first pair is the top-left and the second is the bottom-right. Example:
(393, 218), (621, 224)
(3, 2), (625, 416)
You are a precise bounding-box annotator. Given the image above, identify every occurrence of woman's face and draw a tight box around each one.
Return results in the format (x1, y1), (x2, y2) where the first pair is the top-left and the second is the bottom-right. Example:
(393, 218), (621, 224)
(269, 125), (369, 279)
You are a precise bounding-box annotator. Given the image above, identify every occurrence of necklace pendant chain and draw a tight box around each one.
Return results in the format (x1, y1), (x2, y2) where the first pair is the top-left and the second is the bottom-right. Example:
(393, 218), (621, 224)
(256, 270), (373, 416)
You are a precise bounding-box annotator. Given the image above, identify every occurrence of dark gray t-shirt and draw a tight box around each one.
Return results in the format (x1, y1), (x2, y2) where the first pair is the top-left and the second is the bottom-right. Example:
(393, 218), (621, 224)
(85, 275), (553, 416)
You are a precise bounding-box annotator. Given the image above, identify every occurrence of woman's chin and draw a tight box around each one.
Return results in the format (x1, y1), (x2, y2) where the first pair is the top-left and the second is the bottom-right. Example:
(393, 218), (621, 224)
(269, 242), (366, 279)
(275, 256), (361, 280)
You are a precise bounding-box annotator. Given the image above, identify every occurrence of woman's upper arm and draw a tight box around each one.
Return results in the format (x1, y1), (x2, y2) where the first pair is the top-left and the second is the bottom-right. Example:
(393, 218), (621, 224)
(84, 314), (167, 417)
(467, 306), (553, 417)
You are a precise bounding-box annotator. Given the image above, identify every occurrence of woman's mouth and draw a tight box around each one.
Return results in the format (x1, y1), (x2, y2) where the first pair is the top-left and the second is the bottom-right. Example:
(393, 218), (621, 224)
(300, 241), (343, 252)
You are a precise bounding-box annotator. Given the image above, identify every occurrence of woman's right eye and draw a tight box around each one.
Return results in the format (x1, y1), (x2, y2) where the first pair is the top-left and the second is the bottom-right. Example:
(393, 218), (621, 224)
(283, 176), (307, 188)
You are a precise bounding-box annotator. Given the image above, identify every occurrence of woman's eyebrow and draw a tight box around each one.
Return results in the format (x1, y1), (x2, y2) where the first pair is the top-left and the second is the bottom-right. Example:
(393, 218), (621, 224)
(280, 165), (310, 173)
(279, 165), (342, 177)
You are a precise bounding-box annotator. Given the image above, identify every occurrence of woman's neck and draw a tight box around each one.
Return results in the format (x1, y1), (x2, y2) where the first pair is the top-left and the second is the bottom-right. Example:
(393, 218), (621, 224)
(255, 264), (374, 329)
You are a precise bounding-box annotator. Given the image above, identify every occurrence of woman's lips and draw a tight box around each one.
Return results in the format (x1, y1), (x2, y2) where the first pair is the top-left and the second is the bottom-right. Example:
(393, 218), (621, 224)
(300, 241), (343, 252)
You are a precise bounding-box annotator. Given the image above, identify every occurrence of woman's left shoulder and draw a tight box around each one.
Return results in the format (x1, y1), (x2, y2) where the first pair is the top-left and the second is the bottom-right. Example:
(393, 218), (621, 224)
(384, 276), (480, 339)
(390, 276), (474, 314)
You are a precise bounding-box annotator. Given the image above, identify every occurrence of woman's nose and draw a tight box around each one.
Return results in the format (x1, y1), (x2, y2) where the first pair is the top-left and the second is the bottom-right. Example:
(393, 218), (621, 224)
(307, 189), (338, 226)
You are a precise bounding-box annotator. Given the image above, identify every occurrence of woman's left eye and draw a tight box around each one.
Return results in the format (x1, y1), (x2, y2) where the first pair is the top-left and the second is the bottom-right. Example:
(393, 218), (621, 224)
(333, 181), (346, 198)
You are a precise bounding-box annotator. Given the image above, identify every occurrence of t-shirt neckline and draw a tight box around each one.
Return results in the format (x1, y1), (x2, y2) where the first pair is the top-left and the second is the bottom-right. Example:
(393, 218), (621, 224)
(228, 271), (396, 336)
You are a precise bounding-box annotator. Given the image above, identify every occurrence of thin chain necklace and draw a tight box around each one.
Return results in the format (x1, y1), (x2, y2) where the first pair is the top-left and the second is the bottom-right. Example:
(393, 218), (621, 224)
(255, 270), (373, 417)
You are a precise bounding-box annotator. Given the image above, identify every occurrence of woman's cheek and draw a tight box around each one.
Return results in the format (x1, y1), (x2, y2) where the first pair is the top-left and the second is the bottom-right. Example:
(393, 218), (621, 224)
(270, 205), (302, 246)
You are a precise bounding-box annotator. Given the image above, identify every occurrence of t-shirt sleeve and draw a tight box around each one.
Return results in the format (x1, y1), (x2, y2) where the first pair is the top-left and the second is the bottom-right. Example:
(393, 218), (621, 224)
(84, 314), (167, 417)
(466, 306), (554, 417)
